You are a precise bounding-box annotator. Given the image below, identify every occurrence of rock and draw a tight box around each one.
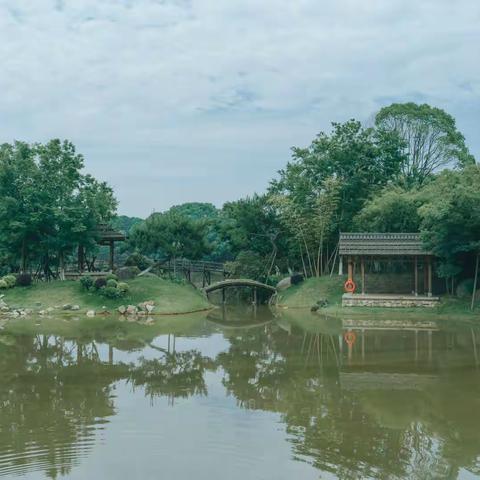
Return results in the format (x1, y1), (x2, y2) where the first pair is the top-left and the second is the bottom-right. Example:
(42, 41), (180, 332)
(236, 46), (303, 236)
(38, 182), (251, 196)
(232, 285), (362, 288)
(145, 304), (155, 314)
(291, 273), (304, 285)
(117, 266), (141, 280)
(126, 305), (138, 315)
(310, 305), (319, 312)
(39, 310), (46, 315)
(35, 302), (42, 307)
(86, 310), (96, 317)
(118, 305), (127, 314)
(46, 307), (54, 313)
(316, 298), (328, 308)
(276, 277), (292, 291)
(276, 274), (304, 291)
(71, 305), (80, 311)
(24, 309), (33, 315)
(62, 304), (73, 310)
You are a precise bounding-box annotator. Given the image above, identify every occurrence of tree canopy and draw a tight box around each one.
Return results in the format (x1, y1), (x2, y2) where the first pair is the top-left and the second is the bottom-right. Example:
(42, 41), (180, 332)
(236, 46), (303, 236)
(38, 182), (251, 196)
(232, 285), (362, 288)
(0, 140), (117, 276)
(375, 103), (475, 186)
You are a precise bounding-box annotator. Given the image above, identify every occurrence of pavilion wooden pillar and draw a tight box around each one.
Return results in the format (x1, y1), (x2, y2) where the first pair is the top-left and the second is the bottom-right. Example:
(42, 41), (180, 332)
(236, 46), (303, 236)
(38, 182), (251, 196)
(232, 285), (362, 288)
(361, 257), (365, 294)
(424, 256), (429, 295)
(427, 256), (433, 297)
(414, 256), (418, 296)
(109, 240), (115, 271)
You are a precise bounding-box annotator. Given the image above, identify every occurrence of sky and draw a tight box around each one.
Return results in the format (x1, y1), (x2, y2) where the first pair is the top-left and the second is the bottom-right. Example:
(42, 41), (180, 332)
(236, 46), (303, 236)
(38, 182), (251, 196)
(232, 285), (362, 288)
(0, 0), (479, 218)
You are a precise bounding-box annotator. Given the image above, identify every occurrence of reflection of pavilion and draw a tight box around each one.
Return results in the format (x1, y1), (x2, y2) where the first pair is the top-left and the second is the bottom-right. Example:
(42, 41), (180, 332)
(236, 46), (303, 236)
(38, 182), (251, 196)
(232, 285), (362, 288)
(338, 319), (480, 384)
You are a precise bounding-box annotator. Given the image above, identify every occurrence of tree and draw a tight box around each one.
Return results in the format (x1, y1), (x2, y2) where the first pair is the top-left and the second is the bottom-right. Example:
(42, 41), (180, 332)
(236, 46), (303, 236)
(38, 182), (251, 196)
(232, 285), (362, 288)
(130, 210), (211, 262)
(354, 186), (422, 233)
(269, 120), (405, 275)
(375, 103), (475, 187)
(0, 139), (117, 276)
(419, 166), (480, 293)
(219, 195), (289, 277)
(271, 120), (405, 232)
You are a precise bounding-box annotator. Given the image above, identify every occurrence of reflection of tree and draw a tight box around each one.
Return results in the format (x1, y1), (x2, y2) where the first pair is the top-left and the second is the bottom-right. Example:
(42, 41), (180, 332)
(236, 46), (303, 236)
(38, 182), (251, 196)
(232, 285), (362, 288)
(0, 334), (124, 479)
(215, 324), (480, 479)
(128, 350), (215, 401)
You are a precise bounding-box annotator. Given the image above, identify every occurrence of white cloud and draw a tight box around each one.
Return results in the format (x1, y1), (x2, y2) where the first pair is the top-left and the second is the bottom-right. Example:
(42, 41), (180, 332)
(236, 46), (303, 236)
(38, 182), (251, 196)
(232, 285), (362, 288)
(0, 0), (478, 216)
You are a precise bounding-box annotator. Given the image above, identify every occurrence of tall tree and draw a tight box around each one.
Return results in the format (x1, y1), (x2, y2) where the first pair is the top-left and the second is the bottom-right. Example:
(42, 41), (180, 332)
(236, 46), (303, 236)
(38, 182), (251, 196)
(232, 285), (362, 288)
(375, 103), (475, 186)
(130, 210), (211, 262)
(269, 120), (405, 275)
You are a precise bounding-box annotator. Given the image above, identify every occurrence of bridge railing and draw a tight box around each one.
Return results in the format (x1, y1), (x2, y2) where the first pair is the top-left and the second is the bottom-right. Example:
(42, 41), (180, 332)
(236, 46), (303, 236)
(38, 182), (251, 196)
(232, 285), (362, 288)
(159, 259), (226, 273)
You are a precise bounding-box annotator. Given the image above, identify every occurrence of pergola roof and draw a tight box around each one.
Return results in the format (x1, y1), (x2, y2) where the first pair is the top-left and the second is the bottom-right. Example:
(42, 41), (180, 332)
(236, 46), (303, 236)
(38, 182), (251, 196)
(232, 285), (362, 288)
(96, 224), (127, 243)
(339, 233), (431, 256)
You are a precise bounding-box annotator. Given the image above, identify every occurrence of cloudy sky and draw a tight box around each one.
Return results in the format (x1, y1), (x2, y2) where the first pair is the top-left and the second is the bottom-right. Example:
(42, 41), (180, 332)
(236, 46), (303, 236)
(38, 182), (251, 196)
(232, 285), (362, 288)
(0, 0), (479, 217)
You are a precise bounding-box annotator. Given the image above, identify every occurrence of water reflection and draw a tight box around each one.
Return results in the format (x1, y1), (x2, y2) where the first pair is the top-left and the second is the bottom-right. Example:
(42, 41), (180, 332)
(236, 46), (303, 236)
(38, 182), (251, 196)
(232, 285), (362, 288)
(0, 310), (479, 479)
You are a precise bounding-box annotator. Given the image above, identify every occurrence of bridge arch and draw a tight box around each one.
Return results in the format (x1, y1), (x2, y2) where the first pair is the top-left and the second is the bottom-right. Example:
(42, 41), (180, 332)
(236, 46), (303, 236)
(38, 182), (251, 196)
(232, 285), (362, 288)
(204, 279), (276, 305)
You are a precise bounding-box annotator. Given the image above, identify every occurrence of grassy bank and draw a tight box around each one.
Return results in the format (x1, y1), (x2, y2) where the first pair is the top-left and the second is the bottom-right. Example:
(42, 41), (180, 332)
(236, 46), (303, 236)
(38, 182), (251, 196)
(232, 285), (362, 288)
(276, 276), (480, 320)
(1, 276), (211, 315)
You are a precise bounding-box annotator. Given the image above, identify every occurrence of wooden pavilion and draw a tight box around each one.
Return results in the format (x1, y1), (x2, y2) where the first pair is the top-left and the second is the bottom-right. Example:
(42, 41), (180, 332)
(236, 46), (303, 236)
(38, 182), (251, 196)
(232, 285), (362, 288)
(338, 233), (439, 308)
(77, 224), (127, 273)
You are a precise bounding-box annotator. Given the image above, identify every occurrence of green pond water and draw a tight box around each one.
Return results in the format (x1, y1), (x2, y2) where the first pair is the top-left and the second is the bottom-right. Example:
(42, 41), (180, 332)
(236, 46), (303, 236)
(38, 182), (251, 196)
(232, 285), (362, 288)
(0, 307), (479, 479)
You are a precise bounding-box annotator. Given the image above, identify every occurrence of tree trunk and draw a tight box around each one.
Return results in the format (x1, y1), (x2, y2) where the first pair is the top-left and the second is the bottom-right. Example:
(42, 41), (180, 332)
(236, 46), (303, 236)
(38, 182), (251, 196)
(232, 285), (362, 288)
(59, 251), (65, 281)
(21, 239), (27, 273)
(472, 253), (479, 311)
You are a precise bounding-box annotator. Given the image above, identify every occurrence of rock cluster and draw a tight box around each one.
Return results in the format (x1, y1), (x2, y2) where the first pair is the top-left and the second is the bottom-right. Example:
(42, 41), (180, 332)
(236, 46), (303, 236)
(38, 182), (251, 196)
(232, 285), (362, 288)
(117, 301), (156, 324)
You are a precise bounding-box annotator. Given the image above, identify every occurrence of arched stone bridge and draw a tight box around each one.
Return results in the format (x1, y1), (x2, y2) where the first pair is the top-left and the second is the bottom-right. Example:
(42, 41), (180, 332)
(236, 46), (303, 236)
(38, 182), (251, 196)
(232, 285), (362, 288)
(204, 279), (277, 304)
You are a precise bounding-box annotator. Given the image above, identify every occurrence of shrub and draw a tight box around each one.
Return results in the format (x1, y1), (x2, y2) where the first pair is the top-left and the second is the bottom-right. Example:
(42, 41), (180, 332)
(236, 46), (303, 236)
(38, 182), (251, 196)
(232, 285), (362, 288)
(0, 280), (8, 289)
(106, 273), (118, 282)
(79, 275), (94, 290)
(106, 278), (118, 288)
(94, 277), (107, 290)
(16, 273), (32, 287)
(3, 274), (17, 288)
(117, 282), (129, 294)
(101, 286), (121, 298)
(125, 253), (152, 271)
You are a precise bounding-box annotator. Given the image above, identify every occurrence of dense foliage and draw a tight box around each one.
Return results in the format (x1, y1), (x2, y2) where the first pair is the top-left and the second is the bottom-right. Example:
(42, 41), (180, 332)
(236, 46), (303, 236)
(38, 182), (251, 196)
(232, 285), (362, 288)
(0, 140), (117, 278)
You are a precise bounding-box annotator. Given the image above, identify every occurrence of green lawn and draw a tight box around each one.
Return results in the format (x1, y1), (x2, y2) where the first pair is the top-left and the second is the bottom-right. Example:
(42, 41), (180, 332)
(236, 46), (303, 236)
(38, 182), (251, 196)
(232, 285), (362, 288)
(1, 276), (211, 314)
(276, 276), (480, 321)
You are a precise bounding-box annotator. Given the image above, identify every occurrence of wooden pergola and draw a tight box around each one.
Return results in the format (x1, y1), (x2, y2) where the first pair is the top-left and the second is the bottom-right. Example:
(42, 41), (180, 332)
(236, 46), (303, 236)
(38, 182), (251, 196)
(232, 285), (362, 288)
(77, 224), (127, 272)
(339, 233), (435, 301)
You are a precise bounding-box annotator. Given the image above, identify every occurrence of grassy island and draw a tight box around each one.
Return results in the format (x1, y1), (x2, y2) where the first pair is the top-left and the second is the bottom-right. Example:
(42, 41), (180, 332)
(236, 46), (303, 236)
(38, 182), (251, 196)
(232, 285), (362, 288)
(1, 276), (211, 315)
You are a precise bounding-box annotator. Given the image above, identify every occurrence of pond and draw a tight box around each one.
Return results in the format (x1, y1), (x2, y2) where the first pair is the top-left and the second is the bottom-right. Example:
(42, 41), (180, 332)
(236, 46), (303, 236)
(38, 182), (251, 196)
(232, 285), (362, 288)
(0, 307), (479, 479)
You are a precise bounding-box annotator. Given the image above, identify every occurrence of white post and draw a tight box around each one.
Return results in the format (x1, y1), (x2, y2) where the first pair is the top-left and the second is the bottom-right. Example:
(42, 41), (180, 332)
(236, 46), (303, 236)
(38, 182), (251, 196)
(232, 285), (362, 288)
(338, 256), (343, 275)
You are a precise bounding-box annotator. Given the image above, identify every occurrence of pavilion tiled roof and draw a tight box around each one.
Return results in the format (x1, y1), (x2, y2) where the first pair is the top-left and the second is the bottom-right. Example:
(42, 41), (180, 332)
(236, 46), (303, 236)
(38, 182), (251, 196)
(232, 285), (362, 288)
(339, 233), (431, 256)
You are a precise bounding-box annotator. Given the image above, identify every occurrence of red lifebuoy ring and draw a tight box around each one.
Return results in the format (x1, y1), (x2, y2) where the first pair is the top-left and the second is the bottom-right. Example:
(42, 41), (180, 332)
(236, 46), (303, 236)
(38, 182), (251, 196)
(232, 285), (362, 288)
(344, 331), (356, 347)
(344, 279), (356, 293)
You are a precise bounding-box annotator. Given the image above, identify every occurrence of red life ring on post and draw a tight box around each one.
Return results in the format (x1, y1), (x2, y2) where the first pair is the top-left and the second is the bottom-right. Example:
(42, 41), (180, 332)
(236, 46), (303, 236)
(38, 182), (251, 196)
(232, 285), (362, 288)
(344, 331), (356, 347)
(344, 279), (356, 293)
